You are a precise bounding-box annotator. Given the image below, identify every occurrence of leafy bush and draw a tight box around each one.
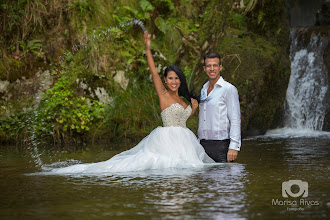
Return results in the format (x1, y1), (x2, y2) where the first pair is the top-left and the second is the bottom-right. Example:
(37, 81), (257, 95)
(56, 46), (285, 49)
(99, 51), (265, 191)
(34, 70), (105, 140)
(68, 0), (95, 20)
(0, 112), (30, 143)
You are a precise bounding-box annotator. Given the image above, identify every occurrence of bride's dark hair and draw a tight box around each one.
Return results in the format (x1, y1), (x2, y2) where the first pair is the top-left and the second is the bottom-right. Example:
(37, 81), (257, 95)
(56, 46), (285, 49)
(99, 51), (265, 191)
(164, 65), (200, 103)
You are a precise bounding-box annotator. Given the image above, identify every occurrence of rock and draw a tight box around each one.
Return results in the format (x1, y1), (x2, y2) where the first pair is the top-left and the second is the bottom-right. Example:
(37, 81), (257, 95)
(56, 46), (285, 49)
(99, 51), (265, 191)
(114, 70), (129, 90)
(202, 41), (209, 51)
(0, 80), (10, 93)
(94, 87), (113, 106)
(315, 2), (330, 26)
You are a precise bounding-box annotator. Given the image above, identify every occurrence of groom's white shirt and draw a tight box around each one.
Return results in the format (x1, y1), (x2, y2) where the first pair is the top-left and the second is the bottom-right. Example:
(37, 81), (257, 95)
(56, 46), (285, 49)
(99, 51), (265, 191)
(198, 76), (241, 151)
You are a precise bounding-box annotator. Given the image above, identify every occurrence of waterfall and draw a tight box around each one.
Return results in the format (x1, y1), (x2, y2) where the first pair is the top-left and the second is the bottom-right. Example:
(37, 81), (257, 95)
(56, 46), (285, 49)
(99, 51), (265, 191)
(265, 27), (329, 138)
(284, 27), (329, 131)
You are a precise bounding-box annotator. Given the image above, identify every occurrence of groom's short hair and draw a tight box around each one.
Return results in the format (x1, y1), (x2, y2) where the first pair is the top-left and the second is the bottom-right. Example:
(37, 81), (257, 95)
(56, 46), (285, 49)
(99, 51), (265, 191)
(204, 52), (222, 65)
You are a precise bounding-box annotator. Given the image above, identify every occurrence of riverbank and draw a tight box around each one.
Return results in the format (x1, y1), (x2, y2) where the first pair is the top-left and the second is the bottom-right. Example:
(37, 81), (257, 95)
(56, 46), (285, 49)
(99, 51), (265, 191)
(1, 0), (291, 145)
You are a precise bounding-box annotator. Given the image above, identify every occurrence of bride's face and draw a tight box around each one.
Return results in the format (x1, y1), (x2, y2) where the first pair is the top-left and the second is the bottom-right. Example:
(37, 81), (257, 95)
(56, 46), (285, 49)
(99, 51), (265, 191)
(165, 71), (181, 92)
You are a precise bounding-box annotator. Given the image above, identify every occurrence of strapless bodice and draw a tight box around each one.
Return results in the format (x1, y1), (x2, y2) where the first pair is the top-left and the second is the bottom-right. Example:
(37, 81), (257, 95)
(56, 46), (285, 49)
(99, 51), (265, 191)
(161, 103), (192, 128)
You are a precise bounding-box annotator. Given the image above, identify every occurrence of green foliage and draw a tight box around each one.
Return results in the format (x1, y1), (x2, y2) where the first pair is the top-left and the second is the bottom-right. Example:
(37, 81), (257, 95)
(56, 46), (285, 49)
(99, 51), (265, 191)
(64, 51), (74, 62)
(0, 0), (52, 44)
(243, 0), (258, 14)
(156, 0), (174, 11)
(18, 39), (44, 57)
(123, 0), (154, 20)
(119, 37), (145, 66)
(183, 66), (192, 78)
(0, 112), (29, 142)
(0, 56), (24, 80)
(257, 11), (265, 28)
(68, 0), (94, 17)
(123, 0), (175, 20)
(0, 0), (27, 33)
(228, 13), (246, 29)
(34, 70), (105, 138)
(246, 0), (288, 42)
(105, 83), (161, 137)
(140, 0), (155, 12)
(154, 16), (174, 34)
(0, 0), (291, 143)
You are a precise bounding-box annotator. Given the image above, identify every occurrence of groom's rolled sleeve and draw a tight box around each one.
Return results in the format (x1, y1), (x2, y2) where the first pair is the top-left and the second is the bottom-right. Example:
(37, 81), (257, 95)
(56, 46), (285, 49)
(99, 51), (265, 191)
(226, 86), (241, 151)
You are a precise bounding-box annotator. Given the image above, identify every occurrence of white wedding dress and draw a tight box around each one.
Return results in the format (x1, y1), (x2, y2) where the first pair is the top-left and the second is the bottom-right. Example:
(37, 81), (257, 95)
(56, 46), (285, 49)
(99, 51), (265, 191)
(50, 103), (215, 174)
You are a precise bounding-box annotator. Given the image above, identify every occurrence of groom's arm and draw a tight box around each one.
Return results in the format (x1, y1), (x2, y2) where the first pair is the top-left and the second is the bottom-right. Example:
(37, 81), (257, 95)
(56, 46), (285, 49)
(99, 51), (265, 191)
(226, 85), (241, 161)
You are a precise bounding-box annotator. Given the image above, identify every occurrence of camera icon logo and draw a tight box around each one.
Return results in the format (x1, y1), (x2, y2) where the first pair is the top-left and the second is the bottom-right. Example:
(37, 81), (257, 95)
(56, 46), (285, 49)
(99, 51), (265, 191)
(282, 180), (308, 198)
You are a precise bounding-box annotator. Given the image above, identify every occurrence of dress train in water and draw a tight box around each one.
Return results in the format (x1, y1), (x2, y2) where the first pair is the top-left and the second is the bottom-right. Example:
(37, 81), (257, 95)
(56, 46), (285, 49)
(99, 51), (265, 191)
(50, 103), (215, 174)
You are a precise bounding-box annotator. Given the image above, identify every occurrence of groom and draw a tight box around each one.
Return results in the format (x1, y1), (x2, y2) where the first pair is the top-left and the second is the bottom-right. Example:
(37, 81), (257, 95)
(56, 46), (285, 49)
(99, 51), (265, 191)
(198, 52), (241, 162)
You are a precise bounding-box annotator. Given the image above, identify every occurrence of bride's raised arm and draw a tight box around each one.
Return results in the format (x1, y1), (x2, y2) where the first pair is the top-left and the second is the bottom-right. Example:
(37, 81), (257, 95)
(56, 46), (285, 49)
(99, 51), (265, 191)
(144, 32), (167, 98)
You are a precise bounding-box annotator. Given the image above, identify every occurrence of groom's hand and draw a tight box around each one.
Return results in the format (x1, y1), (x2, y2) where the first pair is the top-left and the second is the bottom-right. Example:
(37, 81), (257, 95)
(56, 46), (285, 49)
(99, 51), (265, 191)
(227, 149), (238, 162)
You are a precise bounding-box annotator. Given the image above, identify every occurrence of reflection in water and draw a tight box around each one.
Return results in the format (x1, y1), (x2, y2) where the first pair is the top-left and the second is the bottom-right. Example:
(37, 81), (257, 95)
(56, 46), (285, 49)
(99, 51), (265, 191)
(1, 136), (329, 219)
(124, 165), (244, 219)
(140, 165), (247, 219)
(249, 130), (330, 163)
(41, 164), (247, 219)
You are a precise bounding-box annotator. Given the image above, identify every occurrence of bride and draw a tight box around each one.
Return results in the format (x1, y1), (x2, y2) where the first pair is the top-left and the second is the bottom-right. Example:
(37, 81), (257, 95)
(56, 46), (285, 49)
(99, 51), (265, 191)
(50, 32), (215, 174)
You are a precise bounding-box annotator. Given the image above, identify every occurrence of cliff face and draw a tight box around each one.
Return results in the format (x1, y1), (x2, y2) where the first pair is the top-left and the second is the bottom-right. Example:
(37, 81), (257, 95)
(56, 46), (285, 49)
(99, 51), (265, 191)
(0, 0), (291, 144)
(192, 0), (291, 136)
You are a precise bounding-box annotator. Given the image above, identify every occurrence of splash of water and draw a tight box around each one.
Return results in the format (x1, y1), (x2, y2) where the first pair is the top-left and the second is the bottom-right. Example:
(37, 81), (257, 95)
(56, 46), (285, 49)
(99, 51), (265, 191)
(56, 18), (147, 66)
(27, 111), (44, 168)
(27, 19), (147, 168)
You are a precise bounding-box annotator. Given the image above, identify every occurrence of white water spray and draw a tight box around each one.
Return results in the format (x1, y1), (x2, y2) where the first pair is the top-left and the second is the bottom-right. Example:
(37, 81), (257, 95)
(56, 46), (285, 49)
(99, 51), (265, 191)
(28, 19), (148, 168)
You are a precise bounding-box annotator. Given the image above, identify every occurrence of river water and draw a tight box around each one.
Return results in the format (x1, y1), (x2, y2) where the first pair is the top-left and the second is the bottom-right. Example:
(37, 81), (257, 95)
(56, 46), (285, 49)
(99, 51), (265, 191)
(1, 132), (329, 220)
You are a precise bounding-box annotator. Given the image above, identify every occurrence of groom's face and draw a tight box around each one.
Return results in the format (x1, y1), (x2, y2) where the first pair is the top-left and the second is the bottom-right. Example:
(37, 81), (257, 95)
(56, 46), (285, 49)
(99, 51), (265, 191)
(204, 58), (222, 81)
